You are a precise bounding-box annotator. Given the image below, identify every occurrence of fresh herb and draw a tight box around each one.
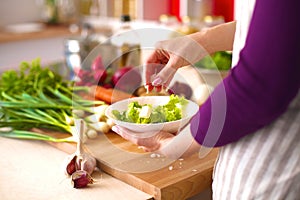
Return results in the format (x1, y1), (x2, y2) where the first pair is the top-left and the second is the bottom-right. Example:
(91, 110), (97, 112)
(0, 58), (104, 142)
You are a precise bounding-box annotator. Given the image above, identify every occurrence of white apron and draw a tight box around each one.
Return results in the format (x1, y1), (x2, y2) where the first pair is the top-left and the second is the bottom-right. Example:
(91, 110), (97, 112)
(212, 0), (300, 199)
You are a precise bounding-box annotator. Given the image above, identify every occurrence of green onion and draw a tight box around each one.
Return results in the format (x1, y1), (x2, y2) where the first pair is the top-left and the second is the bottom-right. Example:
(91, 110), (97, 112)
(0, 58), (103, 142)
(0, 130), (75, 143)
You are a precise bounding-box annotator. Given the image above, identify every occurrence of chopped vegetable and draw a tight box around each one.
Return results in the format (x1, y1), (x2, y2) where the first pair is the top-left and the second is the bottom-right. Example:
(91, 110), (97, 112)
(90, 85), (134, 104)
(112, 94), (188, 124)
(88, 122), (110, 134)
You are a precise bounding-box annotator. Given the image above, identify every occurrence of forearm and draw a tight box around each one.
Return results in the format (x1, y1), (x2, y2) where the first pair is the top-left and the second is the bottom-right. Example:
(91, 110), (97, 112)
(189, 21), (236, 54)
(158, 124), (202, 158)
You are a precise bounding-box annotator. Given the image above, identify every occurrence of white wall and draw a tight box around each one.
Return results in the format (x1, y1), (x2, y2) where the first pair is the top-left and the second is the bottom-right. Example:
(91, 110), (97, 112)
(0, 0), (42, 27)
(0, 37), (66, 70)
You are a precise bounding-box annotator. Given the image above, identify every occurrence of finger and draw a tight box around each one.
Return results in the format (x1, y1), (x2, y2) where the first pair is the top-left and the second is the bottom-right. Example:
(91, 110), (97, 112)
(144, 50), (159, 64)
(112, 125), (146, 146)
(144, 63), (164, 84)
(112, 126), (135, 142)
(112, 125), (161, 150)
(152, 59), (178, 87)
(144, 50), (168, 84)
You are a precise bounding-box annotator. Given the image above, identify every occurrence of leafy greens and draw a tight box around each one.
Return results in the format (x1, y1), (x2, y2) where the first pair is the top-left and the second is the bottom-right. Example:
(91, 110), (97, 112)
(112, 95), (188, 124)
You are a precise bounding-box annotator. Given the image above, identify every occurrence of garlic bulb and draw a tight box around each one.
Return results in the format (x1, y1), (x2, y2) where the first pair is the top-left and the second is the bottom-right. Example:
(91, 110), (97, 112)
(63, 119), (97, 188)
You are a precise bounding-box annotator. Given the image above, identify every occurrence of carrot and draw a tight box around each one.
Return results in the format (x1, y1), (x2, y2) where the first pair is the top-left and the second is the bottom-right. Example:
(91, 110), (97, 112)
(89, 85), (135, 104)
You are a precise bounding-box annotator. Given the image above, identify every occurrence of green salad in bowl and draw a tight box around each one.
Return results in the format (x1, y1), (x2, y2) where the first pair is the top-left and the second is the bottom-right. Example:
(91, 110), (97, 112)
(112, 94), (188, 124)
(105, 95), (199, 135)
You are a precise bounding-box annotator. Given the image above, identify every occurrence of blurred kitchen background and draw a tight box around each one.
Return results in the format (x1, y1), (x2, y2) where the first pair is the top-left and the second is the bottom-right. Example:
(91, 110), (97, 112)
(0, 0), (234, 73)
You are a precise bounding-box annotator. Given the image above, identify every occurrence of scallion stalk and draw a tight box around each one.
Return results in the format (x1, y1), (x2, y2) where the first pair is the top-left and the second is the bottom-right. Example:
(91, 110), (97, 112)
(0, 58), (104, 142)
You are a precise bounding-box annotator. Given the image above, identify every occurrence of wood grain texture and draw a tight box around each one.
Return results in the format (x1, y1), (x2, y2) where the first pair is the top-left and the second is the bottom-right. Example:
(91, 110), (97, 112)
(46, 129), (218, 200)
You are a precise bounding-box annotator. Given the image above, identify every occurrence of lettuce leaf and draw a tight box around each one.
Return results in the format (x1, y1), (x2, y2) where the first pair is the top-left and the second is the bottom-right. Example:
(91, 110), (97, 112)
(112, 95), (188, 124)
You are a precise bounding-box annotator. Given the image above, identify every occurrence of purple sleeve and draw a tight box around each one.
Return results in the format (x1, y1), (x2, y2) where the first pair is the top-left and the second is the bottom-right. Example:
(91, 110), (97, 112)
(190, 0), (300, 147)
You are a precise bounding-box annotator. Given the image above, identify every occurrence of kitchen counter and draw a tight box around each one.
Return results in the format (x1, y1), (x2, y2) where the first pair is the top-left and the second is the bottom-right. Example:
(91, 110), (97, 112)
(0, 136), (152, 200)
(0, 65), (218, 200)
(0, 24), (79, 43)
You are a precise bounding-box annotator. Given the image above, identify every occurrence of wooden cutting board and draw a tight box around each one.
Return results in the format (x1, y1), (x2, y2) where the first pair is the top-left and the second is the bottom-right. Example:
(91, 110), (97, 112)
(43, 66), (220, 199)
(44, 129), (218, 200)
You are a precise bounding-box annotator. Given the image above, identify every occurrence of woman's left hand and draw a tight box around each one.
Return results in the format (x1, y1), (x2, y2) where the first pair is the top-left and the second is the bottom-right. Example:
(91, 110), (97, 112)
(112, 125), (175, 152)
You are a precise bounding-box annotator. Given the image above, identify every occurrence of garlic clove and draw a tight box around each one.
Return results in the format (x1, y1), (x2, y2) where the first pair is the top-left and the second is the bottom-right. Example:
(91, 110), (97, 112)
(66, 155), (77, 176)
(71, 170), (94, 188)
(81, 156), (97, 175)
(64, 154), (96, 177)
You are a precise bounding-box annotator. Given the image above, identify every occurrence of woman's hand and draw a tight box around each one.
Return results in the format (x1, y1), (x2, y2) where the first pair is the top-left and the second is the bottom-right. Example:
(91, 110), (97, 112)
(145, 35), (208, 87)
(112, 125), (175, 152)
(112, 124), (202, 158)
(144, 21), (236, 88)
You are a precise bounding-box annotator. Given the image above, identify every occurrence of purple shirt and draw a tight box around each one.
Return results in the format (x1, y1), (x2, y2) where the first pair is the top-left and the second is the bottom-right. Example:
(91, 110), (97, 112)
(190, 0), (300, 147)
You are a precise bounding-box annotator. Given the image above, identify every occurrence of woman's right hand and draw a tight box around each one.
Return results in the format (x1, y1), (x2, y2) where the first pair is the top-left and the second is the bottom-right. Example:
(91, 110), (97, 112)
(144, 35), (208, 88)
(144, 21), (237, 88)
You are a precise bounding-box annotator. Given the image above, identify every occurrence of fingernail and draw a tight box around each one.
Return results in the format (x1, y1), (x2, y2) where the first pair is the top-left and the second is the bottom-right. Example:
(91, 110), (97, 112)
(152, 77), (162, 86)
(112, 126), (119, 133)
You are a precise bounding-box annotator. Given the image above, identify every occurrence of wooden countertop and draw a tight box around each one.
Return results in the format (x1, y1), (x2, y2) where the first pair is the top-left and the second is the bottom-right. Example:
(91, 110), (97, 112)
(0, 24), (80, 43)
(0, 136), (153, 200)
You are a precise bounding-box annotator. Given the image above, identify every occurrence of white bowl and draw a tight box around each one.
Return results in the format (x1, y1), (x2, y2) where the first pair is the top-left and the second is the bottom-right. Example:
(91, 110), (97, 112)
(105, 96), (199, 136)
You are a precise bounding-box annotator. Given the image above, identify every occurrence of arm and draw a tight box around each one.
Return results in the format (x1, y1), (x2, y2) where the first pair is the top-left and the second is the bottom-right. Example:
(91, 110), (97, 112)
(191, 0), (300, 147)
(145, 21), (236, 86)
(189, 21), (236, 54)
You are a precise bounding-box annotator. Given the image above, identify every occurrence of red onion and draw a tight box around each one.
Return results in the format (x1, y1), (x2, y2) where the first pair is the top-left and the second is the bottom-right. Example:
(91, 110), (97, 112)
(111, 66), (141, 93)
(93, 69), (107, 84)
(91, 55), (104, 71)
